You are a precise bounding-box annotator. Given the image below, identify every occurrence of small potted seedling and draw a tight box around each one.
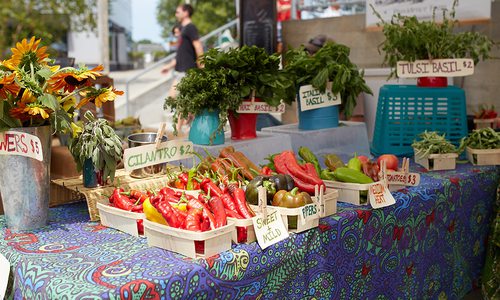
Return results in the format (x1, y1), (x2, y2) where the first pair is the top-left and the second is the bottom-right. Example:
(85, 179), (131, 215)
(412, 131), (460, 171)
(462, 128), (500, 166)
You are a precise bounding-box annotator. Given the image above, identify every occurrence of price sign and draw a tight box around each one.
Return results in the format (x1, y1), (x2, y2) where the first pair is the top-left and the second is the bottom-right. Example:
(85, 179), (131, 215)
(236, 102), (286, 114)
(124, 140), (193, 171)
(386, 172), (420, 187)
(369, 182), (396, 209)
(299, 203), (320, 226)
(0, 131), (43, 161)
(298, 82), (341, 112)
(396, 58), (474, 78)
(252, 210), (289, 250)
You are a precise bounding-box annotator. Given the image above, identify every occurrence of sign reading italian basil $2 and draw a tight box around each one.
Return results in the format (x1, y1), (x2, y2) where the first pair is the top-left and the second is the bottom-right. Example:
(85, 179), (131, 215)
(299, 82), (341, 112)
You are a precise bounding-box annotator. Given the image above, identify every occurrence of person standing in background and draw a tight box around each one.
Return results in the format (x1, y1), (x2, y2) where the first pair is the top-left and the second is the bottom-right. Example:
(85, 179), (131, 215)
(162, 4), (203, 133)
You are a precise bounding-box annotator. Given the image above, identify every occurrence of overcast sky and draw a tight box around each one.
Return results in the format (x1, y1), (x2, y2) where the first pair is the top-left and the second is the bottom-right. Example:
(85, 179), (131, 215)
(131, 0), (164, 43)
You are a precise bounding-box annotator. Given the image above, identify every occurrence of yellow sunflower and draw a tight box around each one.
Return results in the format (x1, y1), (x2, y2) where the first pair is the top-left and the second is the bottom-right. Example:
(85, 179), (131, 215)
(24, 105), (50, 119)
(0, 73), (20, 99)
(49, 65), (104, 93)
(6, 37), (49, 69)
(61, 96), (77, 112)
(70, 122), (83, 138)
(77, 86), (123, 109)
(19, 89), (37, 103)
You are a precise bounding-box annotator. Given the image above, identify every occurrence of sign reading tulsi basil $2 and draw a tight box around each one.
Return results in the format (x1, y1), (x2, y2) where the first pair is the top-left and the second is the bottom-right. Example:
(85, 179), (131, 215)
(124, 140), (193, 171)
(299, 83), (341, 112)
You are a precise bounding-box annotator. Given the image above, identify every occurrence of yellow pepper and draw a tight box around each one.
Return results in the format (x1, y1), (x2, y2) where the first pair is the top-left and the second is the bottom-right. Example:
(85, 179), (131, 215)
(172, 202), (187, 211)
(143, 198), (167, 225)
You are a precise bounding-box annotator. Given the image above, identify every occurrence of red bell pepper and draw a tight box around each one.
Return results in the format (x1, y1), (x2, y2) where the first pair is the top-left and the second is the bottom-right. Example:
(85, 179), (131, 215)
(208, 196), (227, 228)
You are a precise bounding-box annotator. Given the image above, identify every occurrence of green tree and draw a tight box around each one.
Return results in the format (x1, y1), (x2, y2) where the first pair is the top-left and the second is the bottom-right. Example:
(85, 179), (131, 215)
(0, 0), (97, 58)
(156, 0), (236, 39)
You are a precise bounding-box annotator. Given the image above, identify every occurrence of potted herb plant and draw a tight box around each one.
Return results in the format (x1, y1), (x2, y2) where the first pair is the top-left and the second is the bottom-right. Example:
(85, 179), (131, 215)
(284, 42), (372, 130)
(202, 46), (295, 140)
(69, 111), (123, 187)
(373, 0), (493, 87)
(412, 131), (461, 171)
(164, 67), (241, 145)
(461, 127), (500, 166)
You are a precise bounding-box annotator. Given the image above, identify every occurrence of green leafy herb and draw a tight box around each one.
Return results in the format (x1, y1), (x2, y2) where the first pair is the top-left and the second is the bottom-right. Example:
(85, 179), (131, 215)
(412, 131), (461, 158)
(284, 42), (372, 119)
(69, 111), (123, 183)
(372, 0), (494, 78)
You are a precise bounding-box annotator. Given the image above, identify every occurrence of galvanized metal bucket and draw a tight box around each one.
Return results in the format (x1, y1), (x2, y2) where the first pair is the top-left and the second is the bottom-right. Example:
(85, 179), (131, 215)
(0, 126), (51, 231)
(127, 132), (167, 178)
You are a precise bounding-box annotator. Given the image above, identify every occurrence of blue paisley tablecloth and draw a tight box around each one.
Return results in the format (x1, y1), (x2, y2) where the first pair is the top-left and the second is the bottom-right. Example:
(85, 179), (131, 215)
(1, 163), (499, 299)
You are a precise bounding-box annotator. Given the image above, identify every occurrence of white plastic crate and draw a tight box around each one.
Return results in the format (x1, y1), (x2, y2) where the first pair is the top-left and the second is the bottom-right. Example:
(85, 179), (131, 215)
(96, 201), (145, 237)
(143, 219), (235, 259)
(414, 152), (458, 171)
(320, 188), (338, 216)
(466, 147), (500, 166)
(473, 118), (498, 129)
(324, 180), (378, 206)
(227, 217), (256, 244)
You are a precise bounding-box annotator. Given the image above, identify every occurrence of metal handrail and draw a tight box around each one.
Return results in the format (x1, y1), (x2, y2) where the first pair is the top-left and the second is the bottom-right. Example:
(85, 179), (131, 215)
(124, 18), (239, 116)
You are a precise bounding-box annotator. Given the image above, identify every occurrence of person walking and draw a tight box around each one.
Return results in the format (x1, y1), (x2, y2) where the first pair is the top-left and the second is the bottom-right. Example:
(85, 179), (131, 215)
(162, 4), (203, 133)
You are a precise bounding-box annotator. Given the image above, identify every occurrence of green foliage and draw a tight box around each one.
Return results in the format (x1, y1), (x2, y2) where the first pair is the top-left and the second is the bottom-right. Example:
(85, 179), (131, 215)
(0, 0), (97, 58)
(372, 0), (494, 78)
(412, 131), (460, 158)
(156, 0), (235, 38)
(203, 46), (295, 107)
(164, 67), (241, 136)
(69, 111), (123, 183)
(284, 42), (372, 119)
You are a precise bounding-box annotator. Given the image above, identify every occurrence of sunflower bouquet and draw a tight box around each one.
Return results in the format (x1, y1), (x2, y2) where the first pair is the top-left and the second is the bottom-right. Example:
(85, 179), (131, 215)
(0, 37), (123, 135)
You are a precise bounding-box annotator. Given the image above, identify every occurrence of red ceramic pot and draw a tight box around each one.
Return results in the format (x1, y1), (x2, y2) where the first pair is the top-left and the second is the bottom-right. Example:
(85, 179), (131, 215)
(417, 77), (447, 87)
(228, 111), (258, 140)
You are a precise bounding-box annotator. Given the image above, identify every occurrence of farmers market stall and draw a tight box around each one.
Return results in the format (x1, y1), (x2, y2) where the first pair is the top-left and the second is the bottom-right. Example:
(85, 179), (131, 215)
(1, 163), (498, 299)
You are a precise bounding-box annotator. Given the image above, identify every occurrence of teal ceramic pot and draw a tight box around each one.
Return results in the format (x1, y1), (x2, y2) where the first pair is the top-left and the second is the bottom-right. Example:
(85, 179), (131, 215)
(189, 109), (225, 145)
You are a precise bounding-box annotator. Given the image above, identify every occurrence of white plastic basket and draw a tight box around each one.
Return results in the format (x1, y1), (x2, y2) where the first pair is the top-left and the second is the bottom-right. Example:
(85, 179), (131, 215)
(473, 118), (498, 129)
(414, 152), (458, 171)
(227, 217), (256, 244)
(321, 188), (338, 216)
(466, 147), (500, 166)
(143, 219), (235, 259)
(96, 201), (145, 237)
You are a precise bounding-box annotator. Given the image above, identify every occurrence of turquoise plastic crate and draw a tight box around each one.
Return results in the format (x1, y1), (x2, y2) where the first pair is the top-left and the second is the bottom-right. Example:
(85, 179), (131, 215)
(371, 85), (467, 157)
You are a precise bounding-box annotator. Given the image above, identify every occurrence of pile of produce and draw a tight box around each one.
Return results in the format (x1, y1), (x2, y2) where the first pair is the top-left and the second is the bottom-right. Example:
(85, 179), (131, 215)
(461, 128), (500, 150)
(474, 105), (498, 120)
(107, 188), (148, 234)
(412, 131), (460, 158)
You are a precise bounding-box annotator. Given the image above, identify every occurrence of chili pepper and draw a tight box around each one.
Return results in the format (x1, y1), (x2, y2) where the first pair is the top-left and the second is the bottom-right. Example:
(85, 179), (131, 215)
(185, 208), (203, 232)
(208, 196), (227, 228)
(225, 208), (243, 219)
(178, 172), (189, 184)
(187, 196), (208, 211)
(298, 146), (321, 176)
(153, 198), (181, 228)
(220, 192), (238, 212)
(302, 162), (320, 178)
(160, 187), (182, 198)
(201, 178), (223, 198)
(109, 188), (123, 204)
(275, 151), (325, 189)
(231, 187), (255, 219)
(334, 167), (374, 184)
(203, 209), (216, 230)
(173, 206), (187, 228)
(200, 215), (211, 231)
(114, 193), (142, 212)
(163, 194), (182, 204)
(261, 166), (273, 175)
(192, 180), (200, 190)
(211, 159), (230, 177)
(320, 169), (336, 181)
(174, 179), (186, 190)
(143, 198), (167, 225)
(236, 227), (248, 243)
(137, 219), (144, 235)
(324, 154), (345, 171)
(124, 189), (148, 204)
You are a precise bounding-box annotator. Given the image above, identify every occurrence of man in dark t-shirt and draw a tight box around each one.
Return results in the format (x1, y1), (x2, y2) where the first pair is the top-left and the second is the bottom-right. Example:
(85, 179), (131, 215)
(162, 4), (203, 133)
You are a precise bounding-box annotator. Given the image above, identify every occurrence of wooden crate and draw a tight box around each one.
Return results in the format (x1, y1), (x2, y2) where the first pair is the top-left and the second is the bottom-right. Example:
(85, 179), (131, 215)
(414, 153), (458, 171)
(466, 147), (500, 166)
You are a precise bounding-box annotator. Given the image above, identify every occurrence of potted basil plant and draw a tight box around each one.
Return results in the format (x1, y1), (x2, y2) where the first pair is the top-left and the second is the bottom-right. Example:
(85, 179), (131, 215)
(373, 0), (493, 87)
(69, 111), (123, 187)
(164, 67), (241, 145)
(284, 42), (372, 130)
(202, 46), (295, 140)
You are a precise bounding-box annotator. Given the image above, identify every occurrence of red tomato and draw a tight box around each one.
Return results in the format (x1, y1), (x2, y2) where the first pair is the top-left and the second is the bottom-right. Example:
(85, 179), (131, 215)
(377, 154), (399, 171)
(357, 155), (370, 164)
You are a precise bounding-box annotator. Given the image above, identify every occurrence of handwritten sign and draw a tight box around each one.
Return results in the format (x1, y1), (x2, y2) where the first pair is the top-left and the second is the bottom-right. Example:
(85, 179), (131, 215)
(397, 59), (474, 78)
(0, 131), (43, 161)
(237, 102), (285, 114)
(252, 210), (289, 250)
(299, 203), (319, 226)
(0, 253), (9, 299)
(124, 140), (193, 171)
(386, 172), (420, 187)
(369, 182), (396, 209)
(298, 83), (341, 112)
